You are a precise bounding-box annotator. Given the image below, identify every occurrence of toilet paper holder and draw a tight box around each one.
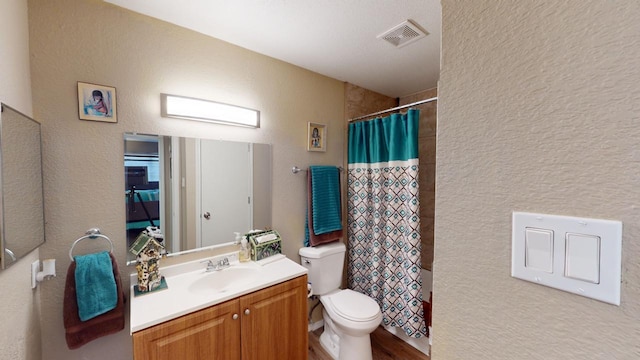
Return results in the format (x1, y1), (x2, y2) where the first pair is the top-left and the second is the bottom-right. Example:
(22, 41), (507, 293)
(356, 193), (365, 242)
(31, 258), (56, 289)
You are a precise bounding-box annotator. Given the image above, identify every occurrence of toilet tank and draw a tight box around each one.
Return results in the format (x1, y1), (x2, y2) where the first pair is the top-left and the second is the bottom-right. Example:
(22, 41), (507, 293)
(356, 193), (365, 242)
(299, 242), (346, 295)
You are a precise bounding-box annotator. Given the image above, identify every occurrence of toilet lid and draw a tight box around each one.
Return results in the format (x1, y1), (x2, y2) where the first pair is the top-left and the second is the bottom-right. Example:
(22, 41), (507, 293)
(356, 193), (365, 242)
(326, 289), (380, 322)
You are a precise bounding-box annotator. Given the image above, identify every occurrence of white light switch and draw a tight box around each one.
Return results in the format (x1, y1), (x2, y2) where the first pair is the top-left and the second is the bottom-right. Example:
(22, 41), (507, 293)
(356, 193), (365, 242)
(512, 212), (622, 305)
(565, 233), (600, 284)
(525, 228), (553, 273)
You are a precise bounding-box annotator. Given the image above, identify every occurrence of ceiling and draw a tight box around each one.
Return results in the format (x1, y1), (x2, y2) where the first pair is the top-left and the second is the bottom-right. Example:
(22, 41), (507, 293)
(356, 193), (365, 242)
(104, 0), (441, 98)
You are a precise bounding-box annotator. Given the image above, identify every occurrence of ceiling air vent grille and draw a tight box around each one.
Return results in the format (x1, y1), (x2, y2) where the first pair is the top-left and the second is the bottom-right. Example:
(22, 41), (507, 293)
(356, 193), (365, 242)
(378, 20), (427, 48)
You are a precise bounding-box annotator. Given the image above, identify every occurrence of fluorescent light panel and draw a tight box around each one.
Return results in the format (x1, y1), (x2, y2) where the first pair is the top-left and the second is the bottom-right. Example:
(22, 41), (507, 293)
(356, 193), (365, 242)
(161, 94), (259, 128)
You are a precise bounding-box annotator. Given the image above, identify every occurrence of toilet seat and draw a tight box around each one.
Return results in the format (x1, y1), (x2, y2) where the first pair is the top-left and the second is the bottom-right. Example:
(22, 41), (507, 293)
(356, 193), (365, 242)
(323, 289), (380, 322)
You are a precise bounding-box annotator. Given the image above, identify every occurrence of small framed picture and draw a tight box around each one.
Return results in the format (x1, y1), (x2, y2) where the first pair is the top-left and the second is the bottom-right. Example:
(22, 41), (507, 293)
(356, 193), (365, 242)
(77, 82), (117, 123)
(307, 122), (326, 152)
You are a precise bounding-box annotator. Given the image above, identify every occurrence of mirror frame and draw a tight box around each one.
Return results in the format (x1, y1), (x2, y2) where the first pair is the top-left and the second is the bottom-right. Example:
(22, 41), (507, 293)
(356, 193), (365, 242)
(0, 103), (46, 269)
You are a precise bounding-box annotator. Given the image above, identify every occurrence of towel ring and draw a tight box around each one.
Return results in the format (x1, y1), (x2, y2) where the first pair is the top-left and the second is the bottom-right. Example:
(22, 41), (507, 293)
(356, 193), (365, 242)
(69, 228), (114, 261)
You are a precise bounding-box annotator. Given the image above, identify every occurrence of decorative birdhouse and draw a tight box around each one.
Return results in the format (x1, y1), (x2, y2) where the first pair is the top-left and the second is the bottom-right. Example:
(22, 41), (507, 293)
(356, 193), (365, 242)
(129, 231), (166, 293)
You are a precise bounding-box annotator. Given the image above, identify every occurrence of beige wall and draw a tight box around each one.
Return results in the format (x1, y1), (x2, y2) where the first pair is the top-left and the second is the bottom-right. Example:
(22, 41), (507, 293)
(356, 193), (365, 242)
(0, 1), (42, 360)
(434, 1), (640, 359)
(0, 0), (32, 113)
(28, 0), (344, 359)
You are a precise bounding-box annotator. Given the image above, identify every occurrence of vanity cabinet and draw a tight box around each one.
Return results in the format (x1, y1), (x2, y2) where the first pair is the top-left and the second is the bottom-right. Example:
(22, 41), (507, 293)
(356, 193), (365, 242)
(133, 275), (308, 360)
(133, 298), (240, 360)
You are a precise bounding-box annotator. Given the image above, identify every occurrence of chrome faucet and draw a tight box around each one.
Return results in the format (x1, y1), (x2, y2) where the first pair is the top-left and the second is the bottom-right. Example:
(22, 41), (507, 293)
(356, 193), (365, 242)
(202, 257), (230, 272)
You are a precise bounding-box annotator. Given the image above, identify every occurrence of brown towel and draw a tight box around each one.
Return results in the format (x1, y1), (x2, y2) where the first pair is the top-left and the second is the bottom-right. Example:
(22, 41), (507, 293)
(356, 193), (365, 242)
(307, 171), (343, 246)
(63, 252), (125, 349)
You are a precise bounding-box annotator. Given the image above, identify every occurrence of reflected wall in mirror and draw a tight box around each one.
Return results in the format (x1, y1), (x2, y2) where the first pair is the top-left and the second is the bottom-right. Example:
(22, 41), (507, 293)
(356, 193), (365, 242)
(124, 133), (272, 261)
(0, 104), (45, 269)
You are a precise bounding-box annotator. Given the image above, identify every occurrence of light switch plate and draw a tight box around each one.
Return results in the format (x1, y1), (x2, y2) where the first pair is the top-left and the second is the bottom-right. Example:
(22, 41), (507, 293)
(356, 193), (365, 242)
(512, 212), (622, 305)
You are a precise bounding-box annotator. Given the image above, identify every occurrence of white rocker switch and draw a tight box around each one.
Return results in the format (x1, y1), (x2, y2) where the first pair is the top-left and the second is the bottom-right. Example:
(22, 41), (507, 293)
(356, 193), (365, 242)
(565, 233), (601, 284)
(524, 228), (554, 273)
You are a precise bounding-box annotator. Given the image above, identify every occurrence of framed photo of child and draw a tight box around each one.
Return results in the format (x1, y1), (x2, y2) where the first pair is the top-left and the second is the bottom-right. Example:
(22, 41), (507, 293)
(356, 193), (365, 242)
(307, 122), (326, 152)
(77, 82), (117, 123)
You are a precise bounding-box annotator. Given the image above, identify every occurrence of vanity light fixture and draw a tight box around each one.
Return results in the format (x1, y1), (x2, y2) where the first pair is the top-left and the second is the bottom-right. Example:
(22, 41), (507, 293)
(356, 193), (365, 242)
(161, 94), (260, 128)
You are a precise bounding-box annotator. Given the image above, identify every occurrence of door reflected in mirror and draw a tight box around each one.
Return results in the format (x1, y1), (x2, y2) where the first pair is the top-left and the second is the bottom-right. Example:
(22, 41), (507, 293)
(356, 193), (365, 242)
(124, 133), (272, 262)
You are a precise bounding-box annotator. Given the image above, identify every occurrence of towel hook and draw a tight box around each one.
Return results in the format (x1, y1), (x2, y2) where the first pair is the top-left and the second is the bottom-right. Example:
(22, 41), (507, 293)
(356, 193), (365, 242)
(69, 228), (114, 261)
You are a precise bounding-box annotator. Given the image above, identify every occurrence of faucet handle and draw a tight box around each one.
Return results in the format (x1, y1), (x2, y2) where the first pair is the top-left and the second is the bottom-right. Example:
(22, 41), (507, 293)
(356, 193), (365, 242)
(200, 259), (215, 270)
(200, 257), (229, 272)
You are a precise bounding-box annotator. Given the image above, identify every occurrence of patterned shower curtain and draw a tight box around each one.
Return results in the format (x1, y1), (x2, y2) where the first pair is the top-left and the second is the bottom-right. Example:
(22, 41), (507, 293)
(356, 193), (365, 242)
(347, 109), (427, 339)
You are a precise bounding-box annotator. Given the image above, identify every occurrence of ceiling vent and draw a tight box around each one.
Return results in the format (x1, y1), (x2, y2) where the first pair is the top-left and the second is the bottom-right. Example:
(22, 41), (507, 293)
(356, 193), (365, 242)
(378, 20), (428, 48)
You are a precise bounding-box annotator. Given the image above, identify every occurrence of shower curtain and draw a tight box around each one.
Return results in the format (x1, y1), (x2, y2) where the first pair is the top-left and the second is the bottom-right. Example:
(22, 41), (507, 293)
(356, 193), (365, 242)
(347, 109), (427, 338)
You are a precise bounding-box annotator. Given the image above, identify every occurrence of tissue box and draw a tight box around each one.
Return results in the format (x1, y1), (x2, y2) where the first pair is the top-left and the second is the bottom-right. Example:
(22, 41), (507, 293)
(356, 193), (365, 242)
(247, 230), (282, 261)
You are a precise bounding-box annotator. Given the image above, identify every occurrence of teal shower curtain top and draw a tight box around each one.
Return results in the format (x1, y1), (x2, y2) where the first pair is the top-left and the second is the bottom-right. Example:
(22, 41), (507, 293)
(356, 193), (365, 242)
(348, 109), (420, 164)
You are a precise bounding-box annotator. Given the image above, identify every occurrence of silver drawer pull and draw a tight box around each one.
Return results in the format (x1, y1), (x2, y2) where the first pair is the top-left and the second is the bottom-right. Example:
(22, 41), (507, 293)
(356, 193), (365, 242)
(244, 308), (250, 316)
(232, 313), (239, 320)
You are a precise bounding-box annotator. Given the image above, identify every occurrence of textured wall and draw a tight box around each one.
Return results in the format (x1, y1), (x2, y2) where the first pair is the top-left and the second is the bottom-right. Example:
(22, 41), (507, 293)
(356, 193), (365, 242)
(0, 1), (42, 360)
(434, 1), (640, 359)
(28, 0), (344, 359)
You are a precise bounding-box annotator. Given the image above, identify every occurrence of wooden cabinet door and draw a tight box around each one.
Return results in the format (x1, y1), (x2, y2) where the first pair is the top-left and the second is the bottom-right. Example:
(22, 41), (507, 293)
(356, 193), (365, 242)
(239, 275), (308, 360)
(133, 299), (241, 360)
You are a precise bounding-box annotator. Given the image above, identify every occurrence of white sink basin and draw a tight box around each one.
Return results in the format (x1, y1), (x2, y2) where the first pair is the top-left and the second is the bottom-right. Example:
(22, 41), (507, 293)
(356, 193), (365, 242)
(188, 265), (261, 294)
(130, 254), (309, 333)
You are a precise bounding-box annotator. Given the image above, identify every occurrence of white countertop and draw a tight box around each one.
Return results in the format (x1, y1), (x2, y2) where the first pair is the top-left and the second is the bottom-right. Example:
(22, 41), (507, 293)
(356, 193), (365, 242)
(129, 254), (308, 333)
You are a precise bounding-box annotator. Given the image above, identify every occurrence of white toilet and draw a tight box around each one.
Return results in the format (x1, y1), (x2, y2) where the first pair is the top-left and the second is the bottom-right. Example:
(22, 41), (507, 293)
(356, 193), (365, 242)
(299, 242), (382, 360)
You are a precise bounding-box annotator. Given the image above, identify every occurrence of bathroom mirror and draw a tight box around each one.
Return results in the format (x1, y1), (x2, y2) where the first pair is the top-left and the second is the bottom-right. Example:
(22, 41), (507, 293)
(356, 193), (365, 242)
(124, 133), (271, 261)
(0, 104), (46, 269)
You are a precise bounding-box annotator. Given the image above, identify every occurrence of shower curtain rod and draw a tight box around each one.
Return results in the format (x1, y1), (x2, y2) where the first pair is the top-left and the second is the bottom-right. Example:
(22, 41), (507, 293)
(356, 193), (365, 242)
(348, 96), (438, 122)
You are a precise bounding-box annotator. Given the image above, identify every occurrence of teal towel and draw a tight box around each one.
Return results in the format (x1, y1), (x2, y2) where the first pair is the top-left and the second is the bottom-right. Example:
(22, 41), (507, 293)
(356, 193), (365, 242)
(310, 166), (342, 235)
(74, 251), (117, 322)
